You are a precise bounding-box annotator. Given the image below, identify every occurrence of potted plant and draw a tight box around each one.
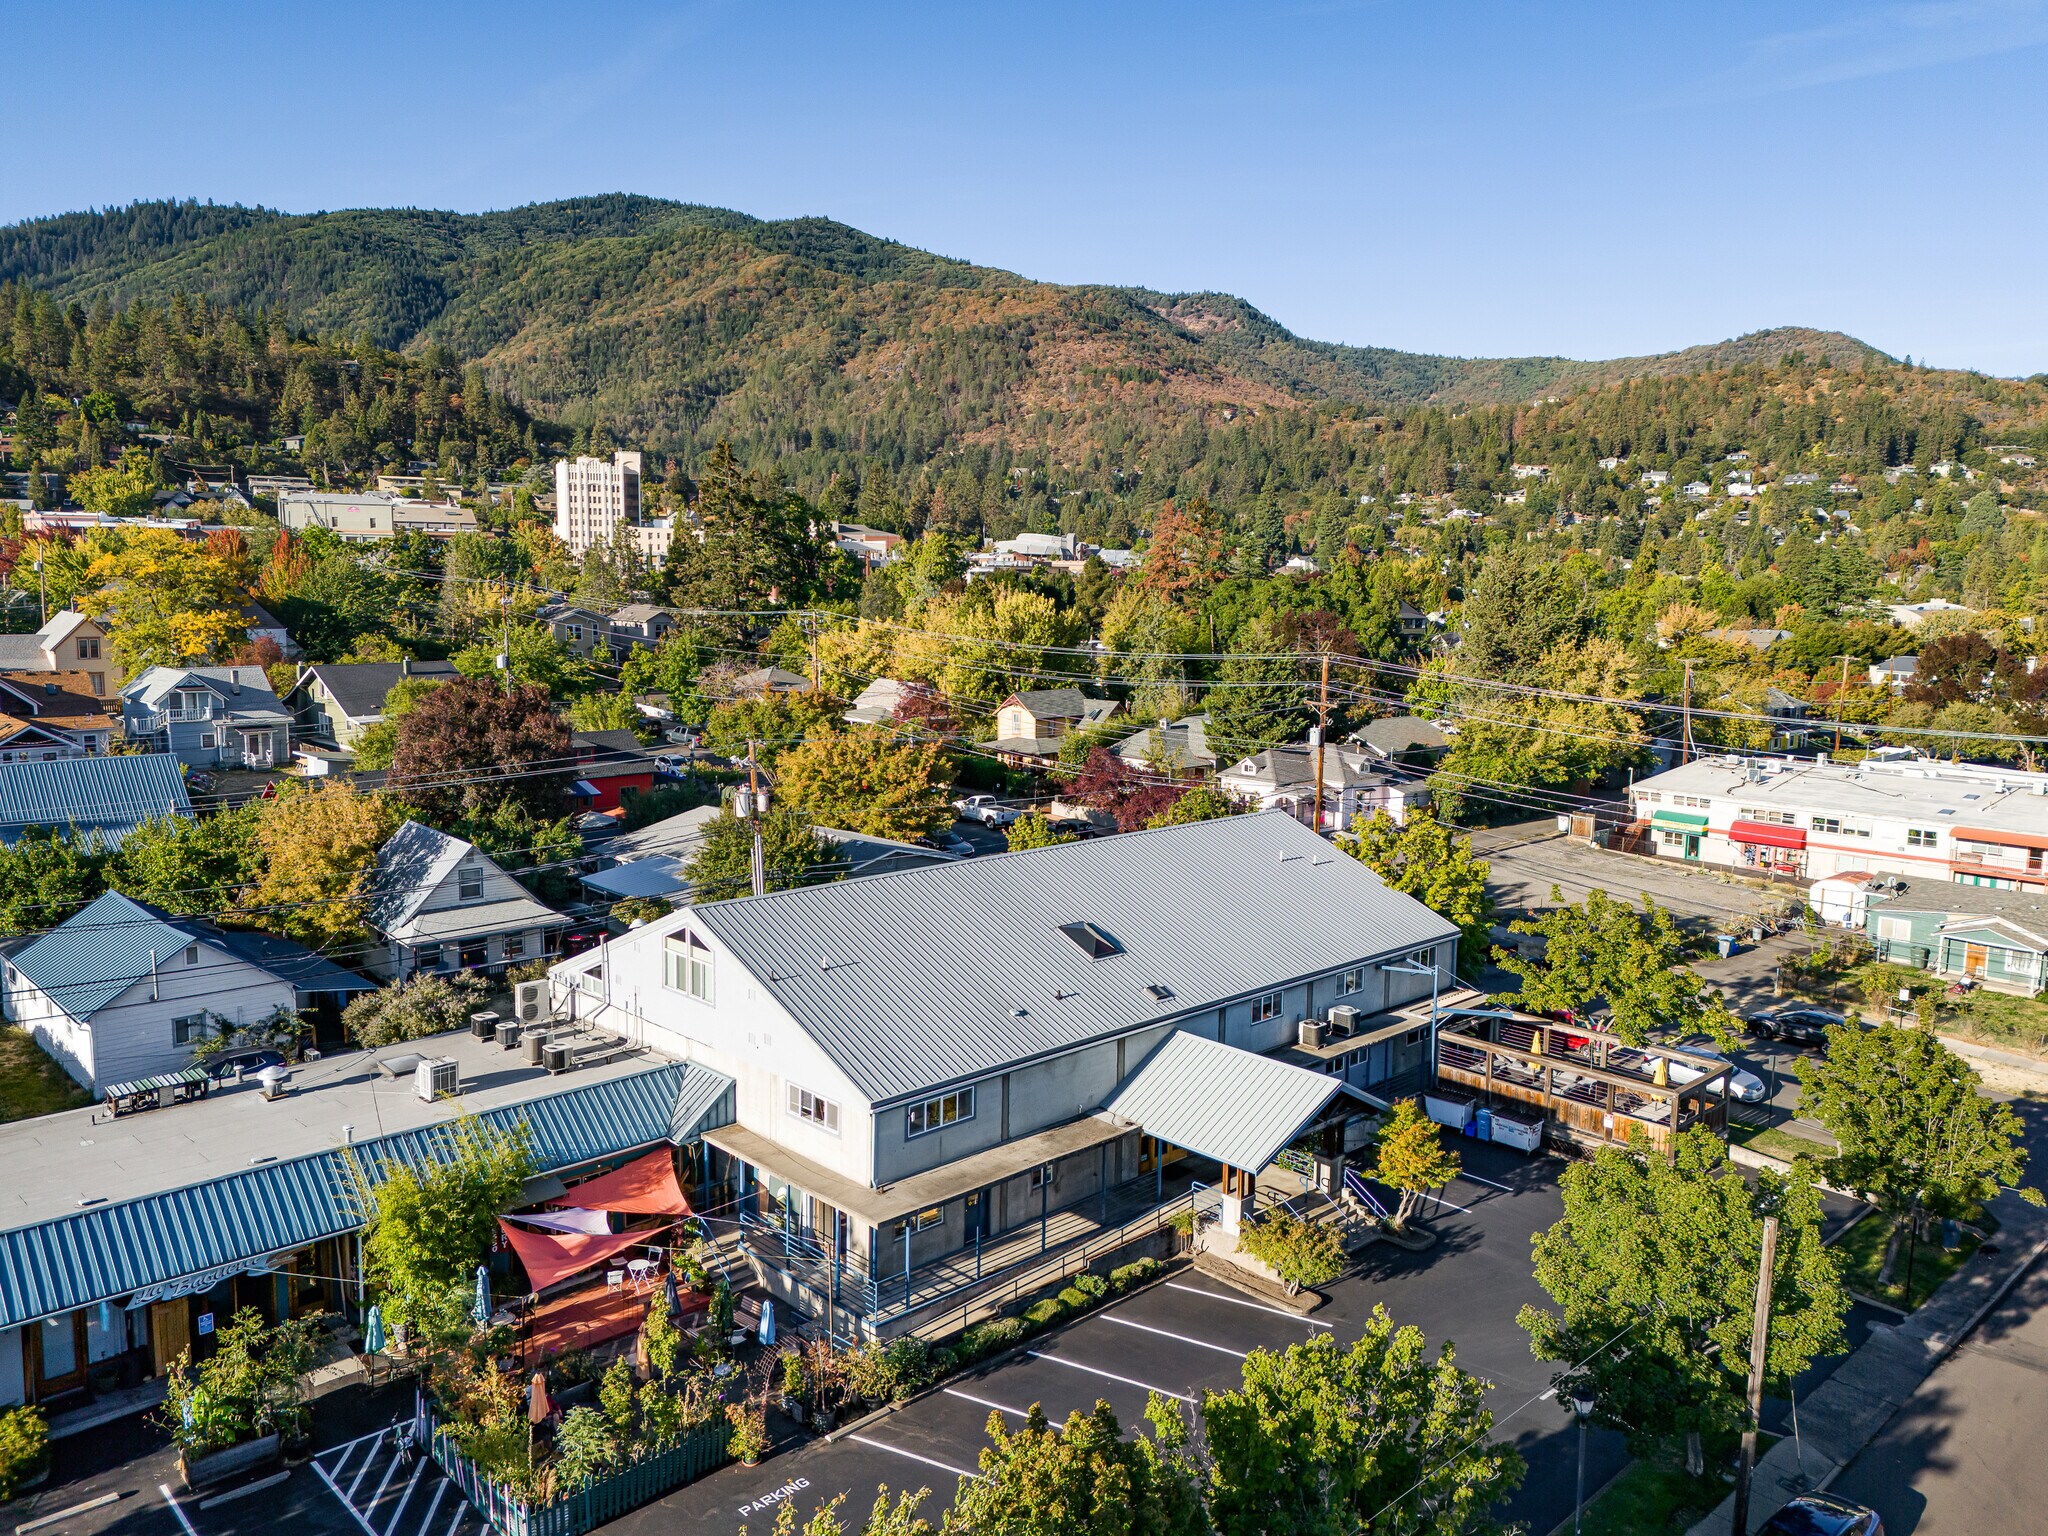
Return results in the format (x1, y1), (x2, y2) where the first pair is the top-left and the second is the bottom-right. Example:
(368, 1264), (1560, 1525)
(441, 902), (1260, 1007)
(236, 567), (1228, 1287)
(0, 1406), (49, 1502)
(726, 1401), (769, 1467)
(777, 1352), (806, 1424)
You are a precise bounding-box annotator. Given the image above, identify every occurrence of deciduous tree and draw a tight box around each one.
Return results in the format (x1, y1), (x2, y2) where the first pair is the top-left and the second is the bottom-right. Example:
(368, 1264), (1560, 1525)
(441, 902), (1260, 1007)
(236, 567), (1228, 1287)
(390, 677), (572, 825)
(1371, 1099), (1461, 1228)
(1801, 1022), (2041, 1282)
(1518, 1129), (1848, 1475)
(682, 808), (838, 901)
(104, 806), (259, 918)
(775, 728), (952, 842)
(945, 1400), (1208, 1536)
(81, 529), (245, 668)
(1337, 811), (1493, 971)
(248, 782), (395, 947)
(1498, 887), (1733, 1047)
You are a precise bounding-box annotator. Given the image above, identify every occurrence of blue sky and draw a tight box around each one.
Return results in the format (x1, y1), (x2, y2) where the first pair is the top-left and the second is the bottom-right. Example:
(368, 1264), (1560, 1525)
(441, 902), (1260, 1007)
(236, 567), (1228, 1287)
(9, 1), (2047, 374)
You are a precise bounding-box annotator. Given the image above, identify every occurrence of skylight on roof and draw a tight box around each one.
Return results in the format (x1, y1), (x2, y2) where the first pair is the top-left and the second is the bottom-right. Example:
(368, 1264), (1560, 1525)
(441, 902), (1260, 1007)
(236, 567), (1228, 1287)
(1059, 921), (1121, 960)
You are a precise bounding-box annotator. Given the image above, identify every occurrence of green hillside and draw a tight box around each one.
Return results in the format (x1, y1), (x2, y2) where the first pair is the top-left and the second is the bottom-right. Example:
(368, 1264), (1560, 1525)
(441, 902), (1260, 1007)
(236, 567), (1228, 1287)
(0, 197), (1890, 469)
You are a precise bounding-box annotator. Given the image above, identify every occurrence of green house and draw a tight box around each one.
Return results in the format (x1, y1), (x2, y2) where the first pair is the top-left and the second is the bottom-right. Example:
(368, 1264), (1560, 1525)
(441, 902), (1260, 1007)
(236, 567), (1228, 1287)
(1866, 902), (2047, 996)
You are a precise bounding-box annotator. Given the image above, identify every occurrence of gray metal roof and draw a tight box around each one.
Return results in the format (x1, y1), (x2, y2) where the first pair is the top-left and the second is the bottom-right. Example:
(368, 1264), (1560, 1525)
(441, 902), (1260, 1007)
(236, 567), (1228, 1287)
(688, 810), (1458, 1104)
(0, 751), (192, 847)
(1102, 1031), (1358, 1171)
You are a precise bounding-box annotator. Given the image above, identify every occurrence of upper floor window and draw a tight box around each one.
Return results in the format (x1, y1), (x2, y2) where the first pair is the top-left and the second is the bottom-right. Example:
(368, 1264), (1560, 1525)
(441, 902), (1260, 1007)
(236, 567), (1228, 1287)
(457, 865), (485, 901)
(1907, 828), (1939, 849)
(184, 945), (199, 966)
(1340, 967), (1364, 995)
(1251, 991), (1283, 1023)
(172, 1013), (206, 1045)
(907, 1087), (975, 1139)
(76, 637), (98, 659)
(664, 932), (713, 1002)
(787, 1084), (840, 1135)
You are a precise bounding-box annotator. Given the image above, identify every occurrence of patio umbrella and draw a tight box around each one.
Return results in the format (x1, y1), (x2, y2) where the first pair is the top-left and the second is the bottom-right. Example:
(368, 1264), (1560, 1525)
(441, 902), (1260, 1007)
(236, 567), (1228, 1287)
(528, 1372), (553, 1426)
(758, 1298), (775, 1347)
(473, 1265), (492, 1326)
(662, 1271), (681, 1324)
(364, 1304), (386, 1355)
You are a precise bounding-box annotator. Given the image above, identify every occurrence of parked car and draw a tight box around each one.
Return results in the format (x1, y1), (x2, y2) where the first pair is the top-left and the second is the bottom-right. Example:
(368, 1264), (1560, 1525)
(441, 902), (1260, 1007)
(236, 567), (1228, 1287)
(1644, 1047), (1768, 1103)
(209, 1048), (286, 1082)
(1746, 1005), (1846, 1046)
(654, 753), (690, 778)
(1761, 1493), (1882, 1535)
(926, 831), (977, 858)
(664, 726), (700, 747)
(1047, 816), (1100, 840)
(952, 794), (1020, 827)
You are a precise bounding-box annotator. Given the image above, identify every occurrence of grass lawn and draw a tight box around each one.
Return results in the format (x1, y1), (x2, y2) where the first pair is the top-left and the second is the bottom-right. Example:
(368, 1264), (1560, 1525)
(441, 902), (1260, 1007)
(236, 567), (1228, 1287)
(0, 1026), (89, 1123)
(1829, 1209), (1986, 1310)
(1947, 990), (2048, 1055)
(1726, 1121), (1837, 1164)
(1582, 1432), (1770, 1536)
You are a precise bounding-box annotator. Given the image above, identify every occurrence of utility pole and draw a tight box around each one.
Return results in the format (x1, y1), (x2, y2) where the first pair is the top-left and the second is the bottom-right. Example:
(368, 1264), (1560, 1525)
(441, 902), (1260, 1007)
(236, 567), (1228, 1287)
(1680, 657), (1698, 763)
(1832, 654), (1854, 754)
(745, 739), (767, 898)
(1311, 651), (1331, 834)
(34, 559), (44, 628)
(1730, 1213), (1780, 1536)
(807, 615), (820, 693)
(498, 592), (514, 696)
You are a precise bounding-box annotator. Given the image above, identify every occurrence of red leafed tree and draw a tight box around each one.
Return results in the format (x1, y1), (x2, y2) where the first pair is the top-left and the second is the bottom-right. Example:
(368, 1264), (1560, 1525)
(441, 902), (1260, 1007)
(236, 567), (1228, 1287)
(890, 684), (958, 739)
(1134, 497), (1226, 603)
(390, 677), (573, 823)
(1069, 747), (1188, 831)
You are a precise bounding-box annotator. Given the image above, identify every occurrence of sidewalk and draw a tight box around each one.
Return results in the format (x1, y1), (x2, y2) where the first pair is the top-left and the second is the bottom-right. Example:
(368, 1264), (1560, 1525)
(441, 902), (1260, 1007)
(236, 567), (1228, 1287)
(1686, 1189), (2048, 1535)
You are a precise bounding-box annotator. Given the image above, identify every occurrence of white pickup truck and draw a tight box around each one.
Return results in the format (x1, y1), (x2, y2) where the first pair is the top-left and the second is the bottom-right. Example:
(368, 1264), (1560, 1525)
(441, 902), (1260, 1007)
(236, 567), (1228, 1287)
(952, 794), (1021, 828)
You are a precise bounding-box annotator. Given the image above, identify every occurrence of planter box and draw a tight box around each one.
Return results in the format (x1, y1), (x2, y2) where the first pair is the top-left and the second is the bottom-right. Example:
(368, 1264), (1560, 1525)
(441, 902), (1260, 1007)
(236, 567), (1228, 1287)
(180, 1433), (282, 1491)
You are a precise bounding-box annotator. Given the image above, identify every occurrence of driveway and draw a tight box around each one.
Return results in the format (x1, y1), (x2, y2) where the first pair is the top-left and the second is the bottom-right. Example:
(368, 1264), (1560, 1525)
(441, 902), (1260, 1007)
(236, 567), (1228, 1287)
(1471, 823), (1795, 934)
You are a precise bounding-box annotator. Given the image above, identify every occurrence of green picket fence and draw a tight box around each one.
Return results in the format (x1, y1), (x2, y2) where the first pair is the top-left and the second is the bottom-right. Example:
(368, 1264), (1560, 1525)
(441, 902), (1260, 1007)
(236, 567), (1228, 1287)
(421, 1395), (733, 1536)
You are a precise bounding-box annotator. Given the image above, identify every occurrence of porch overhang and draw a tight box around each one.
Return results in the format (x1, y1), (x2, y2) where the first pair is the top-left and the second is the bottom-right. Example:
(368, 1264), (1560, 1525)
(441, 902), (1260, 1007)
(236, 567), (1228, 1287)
(703, 1113), (1131, 1230)
(1101, 1032), (1374, 1173)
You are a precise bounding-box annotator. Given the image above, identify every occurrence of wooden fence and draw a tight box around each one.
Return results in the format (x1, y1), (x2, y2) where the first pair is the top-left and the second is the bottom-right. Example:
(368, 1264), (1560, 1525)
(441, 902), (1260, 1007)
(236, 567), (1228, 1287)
(422, 1394), (732, 1536)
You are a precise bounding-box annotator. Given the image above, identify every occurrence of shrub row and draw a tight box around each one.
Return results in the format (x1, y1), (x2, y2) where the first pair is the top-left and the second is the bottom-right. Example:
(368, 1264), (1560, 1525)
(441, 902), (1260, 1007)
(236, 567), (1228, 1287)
(952, 1256), (1166, 1365)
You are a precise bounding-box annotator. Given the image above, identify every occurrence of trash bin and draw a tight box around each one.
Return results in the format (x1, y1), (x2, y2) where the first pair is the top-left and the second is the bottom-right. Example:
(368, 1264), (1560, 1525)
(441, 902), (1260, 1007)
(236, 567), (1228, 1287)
(1716, 935), (1738, 959)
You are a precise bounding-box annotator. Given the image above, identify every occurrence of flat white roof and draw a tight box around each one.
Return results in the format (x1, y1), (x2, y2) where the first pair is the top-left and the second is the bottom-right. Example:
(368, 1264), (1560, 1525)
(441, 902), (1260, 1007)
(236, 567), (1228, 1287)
(1634, 756), (2048, 839)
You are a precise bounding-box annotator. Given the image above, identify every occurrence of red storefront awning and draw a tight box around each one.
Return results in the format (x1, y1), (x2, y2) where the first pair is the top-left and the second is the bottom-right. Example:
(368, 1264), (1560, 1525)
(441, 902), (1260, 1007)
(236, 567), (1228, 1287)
(1731, 820), (1806, 851)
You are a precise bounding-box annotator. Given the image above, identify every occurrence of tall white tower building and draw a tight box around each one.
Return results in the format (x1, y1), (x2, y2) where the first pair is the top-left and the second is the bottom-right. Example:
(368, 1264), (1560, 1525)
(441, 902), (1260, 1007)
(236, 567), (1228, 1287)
(553, 450), (644, 557)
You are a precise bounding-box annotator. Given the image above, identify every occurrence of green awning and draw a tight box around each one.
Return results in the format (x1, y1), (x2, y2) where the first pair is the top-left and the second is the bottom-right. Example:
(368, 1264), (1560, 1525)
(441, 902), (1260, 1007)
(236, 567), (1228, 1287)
(1651, 810), (1709, 829)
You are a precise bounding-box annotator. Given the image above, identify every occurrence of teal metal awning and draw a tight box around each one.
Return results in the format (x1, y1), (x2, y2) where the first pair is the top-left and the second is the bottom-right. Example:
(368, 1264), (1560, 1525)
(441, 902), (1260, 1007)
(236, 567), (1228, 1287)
(1650, 810), (1709, 829)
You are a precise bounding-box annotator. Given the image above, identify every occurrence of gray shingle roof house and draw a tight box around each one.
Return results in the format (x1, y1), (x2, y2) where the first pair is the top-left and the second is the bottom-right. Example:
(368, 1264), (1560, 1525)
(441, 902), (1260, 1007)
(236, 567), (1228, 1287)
(363, 820), (564, 981)
(550, 811), (1459, 1332)
(1, 891), (372, 1092)
(1113, 714), (1215, 773)
(1218, 742), (1430, 832)
(284, 659), (459, 749)
(986, 687), (1120, 759)
(0, 752), (191, 847)
(121, 666), (291, 769)
(1347, 715), (1450, 763)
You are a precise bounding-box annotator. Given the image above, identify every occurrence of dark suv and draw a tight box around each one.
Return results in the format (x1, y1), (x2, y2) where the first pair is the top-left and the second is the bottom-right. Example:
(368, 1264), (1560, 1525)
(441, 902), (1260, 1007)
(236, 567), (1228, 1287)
(1746, 1005), (1846, 1046)
(1761, 1493), (1882, 1535)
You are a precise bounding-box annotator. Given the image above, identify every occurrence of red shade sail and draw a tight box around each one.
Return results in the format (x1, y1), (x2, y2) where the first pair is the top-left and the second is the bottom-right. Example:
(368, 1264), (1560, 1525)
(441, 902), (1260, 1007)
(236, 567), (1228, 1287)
(1730, 820), (1806, 851)
(496, 1220), (645, 1292)
(553, 1149), (693, 1216)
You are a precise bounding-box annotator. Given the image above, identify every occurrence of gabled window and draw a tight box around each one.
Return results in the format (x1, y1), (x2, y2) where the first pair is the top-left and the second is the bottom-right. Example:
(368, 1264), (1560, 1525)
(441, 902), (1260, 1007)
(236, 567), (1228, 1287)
(457, 865), (485, 901)
(664, 932), (713, 1002)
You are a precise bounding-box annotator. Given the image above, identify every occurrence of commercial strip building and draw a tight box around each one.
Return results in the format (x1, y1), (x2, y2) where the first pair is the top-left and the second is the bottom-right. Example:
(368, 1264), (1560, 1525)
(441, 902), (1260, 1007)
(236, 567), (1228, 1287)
(1627, 751), (2048, 891)
(277, 490), (478, 541)
(548, 812), (1462, 1337)
(0, 1027), (735, 1407)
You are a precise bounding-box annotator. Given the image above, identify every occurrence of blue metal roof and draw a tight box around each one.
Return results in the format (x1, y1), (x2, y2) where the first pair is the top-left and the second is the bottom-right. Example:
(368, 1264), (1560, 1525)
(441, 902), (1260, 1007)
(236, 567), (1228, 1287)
(9, 891), (212, 1020)
(0, 1061), (736, 1329)
(0, 751), (191, 848)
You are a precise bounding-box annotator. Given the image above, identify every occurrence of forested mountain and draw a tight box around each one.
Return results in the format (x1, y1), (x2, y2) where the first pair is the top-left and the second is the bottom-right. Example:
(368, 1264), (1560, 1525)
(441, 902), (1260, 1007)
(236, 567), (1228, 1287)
(1, 197), (1889, 468)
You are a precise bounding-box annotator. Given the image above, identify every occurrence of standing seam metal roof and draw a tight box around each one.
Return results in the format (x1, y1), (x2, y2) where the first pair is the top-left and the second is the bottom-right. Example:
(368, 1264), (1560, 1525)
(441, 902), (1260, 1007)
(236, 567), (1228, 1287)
(0, 751), (192, 847)
(687, 810), (1458, 1105)
(1102, 1031), (1357, 1171)
(0, 1061), (734, 1330)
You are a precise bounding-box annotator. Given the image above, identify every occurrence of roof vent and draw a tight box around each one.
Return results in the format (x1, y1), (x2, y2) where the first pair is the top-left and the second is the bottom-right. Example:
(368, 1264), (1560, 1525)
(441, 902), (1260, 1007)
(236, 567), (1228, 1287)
(1144, 983), (1175, 1001)
(1058, 921), (1121, 960)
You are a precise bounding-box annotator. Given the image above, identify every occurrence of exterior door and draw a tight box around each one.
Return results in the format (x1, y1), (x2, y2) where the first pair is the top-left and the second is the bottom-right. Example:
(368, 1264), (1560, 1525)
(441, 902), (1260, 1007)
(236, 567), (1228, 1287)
(1965, 943), (1989, 977)
(964, 1191), (988, 1243)
(1684, 834), (1702, 860)
(151, 1299), (192, 1376)
(27, 1311), (88, 1400)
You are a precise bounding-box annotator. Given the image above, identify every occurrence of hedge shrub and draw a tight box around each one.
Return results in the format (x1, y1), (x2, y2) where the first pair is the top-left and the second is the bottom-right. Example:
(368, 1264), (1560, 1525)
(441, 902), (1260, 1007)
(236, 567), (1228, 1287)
(1057, 1285), (1089, 1309)
(961, 1318), (1025, 1359)
(1073, 1273), (1109, 1300)
(1109, 1257), (1163, 1291)
(1024, 1298), (1064, 1328)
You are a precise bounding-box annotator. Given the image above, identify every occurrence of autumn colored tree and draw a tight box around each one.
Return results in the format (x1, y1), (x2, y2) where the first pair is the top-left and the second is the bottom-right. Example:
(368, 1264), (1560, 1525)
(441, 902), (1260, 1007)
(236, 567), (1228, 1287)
(1371, 1098), (1462, 1228)
(775, 728), (953, 842)
(248, 781), (396, 947)
(389, 677), (573, 824)
(1136, 497), (1227, 604)
(1069, 747), (1186, 831)
(81, 529), (246, 668)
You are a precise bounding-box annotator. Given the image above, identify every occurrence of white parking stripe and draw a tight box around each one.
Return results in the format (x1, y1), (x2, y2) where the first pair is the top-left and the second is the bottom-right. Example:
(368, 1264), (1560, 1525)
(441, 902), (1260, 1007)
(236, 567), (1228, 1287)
(365, 1442), (403, 1517)
(1164, 1282), (1334, 1327)
(1457, 1171), (1515, 1193)
(1026, 1350), (1196, 1402)
(418, 1476), (449, 1536)
(846, 1435), (978, 1481)
(1105, 1315), (1250, 1357)
(157, 1484), (200, 1536)
(445, 1500), (467, 1536)
(312, 1460), (384, 1536)
(944, 1386), (1029, 1418)
(382, 1458), (423, 1536)
(346, 1431), (386, 1500)
(1371, 1178), (1474, 1214)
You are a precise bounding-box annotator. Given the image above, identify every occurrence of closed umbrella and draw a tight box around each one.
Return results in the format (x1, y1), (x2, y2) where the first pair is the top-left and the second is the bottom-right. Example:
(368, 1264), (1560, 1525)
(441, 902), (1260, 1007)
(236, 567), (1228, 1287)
(527, 1371), (553, 1425)
(662, 1271), (681, 1324)
(758, 1298), (775, 1347)
(473, 1265), (492, 1327)
(364, 1304), (386, 1354)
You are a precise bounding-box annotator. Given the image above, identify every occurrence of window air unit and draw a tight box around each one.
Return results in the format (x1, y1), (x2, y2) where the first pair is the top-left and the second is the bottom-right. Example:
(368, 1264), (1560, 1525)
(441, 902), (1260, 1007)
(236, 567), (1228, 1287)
(415, 1057), (459, 1103)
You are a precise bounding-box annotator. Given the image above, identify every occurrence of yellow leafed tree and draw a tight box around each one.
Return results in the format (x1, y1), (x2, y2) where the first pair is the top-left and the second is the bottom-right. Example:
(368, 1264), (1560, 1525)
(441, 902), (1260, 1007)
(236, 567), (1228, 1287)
(81, 529), (246, 669)
(248, 782), (396, 947)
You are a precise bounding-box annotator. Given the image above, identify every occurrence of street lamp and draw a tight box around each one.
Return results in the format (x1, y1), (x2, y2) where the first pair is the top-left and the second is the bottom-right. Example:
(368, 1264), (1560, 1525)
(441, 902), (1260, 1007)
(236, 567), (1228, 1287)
(1572, 1392), (1597, 1536)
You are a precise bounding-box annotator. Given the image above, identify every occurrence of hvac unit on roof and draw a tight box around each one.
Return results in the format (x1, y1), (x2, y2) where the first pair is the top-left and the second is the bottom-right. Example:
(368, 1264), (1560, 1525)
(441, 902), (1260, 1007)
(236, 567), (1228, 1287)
(1299, 1019), (1326, 1049)
(1327, 1004), (1360, 1037)
(514, 977), (554, 1025)
(415, 1057), (459, 1103)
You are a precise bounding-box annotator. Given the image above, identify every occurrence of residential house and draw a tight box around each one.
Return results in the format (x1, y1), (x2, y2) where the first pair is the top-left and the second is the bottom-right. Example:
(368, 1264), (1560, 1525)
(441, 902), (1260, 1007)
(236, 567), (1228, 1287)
(1347, 715), (1449, 766)
(984, 688), (1120, 761)
(1844, 877), (2048, 997)
(538, 604), (612, 661)
(732, 667), (814, 698)
(0, 673), (114, 759)
(994, 532), (1078, 562)
(0, 753), (191, 847)
(1885, 599), (1974, 630)
(283, 659), (459, 750)
(1869, 655), (1919, 690)
(1397, 600), (1429, 641)
(1218, 742), (1429, 831)
(549, 811), (1459, 1335)
(1682, 480), (1711, 498)
(1, 892), (374, 1095)
(832, 524), (904, 566)
(579, 805), (957, 907)
(570, 730), (657, 816)
(0, 612), (121, 700)
(239, 600), (295, 659)
(1640, 470), (1671, 488)
(1113, 715), (1216, 774)
(605, 604), (676, 659)
(843, 678), (923, 727)
(1707, 627), (1793, 653)
(122, 666), (291, 770)
(363, 820), (565, 981)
